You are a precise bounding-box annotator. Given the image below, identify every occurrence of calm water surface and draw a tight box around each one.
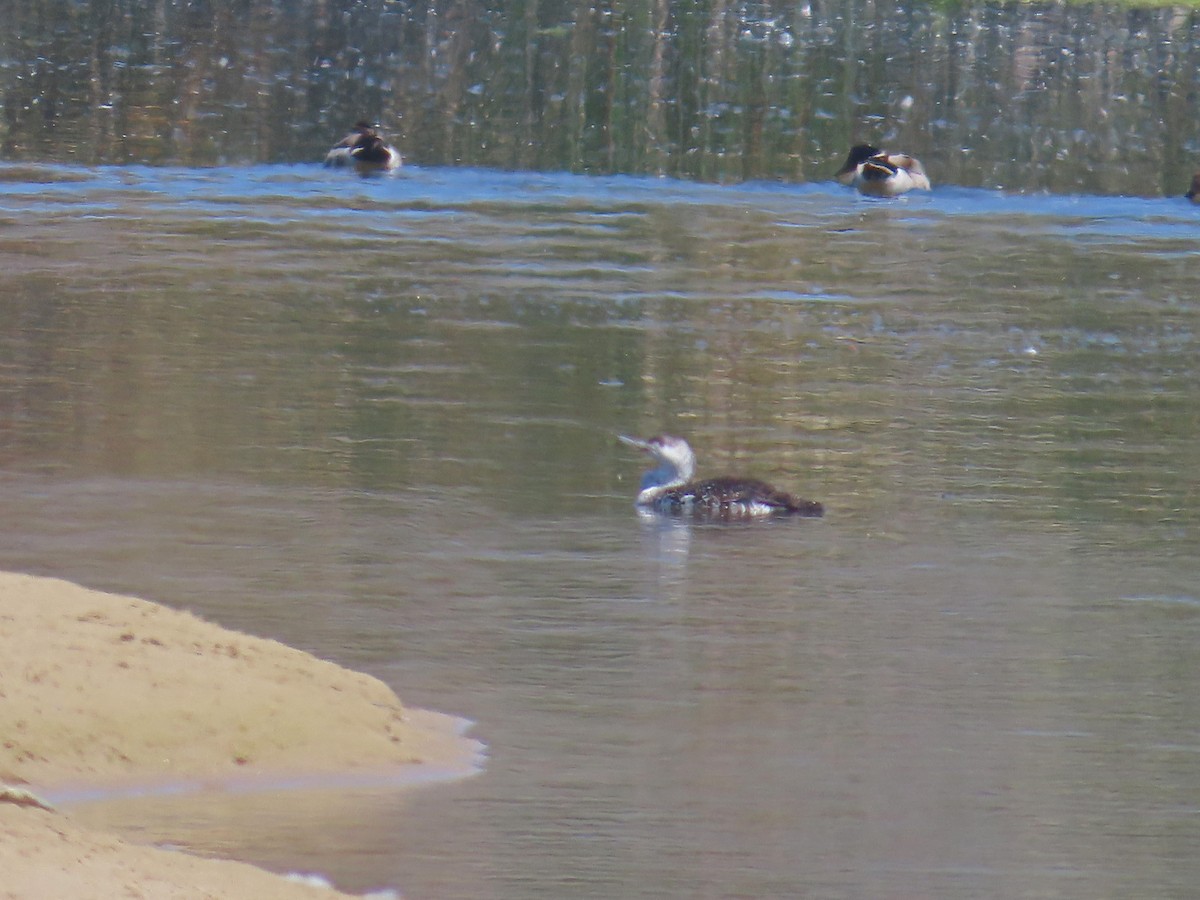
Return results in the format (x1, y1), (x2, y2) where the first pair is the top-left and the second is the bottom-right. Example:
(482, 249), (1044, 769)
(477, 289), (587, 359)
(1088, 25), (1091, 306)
(2, 163), (1199, 899)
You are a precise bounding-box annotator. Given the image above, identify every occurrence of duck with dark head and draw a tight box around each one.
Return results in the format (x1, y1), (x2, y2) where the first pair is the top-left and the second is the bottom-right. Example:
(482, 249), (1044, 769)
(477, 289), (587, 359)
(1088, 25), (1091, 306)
(835, 144), (930, 197)
(324, 121), (401, 175)
(619, 434), (823, 520)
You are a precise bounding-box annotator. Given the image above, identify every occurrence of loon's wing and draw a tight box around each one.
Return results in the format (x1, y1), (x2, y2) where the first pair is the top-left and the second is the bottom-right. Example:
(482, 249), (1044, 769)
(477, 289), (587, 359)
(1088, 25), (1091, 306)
(659, 477), (823, 518)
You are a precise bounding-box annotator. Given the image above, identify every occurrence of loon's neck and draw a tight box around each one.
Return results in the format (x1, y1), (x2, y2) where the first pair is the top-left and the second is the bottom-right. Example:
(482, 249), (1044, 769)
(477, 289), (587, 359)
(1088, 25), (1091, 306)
(636, 462), (688, 505)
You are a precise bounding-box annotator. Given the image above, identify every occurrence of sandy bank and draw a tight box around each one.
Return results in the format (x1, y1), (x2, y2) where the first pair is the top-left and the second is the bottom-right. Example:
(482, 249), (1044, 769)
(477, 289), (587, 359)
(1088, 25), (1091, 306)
(0, 571), (479, 898)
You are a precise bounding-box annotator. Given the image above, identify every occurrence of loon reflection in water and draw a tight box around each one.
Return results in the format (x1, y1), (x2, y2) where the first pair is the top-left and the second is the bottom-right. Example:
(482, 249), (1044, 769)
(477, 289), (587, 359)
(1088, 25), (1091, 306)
(619, 435), (823, 519)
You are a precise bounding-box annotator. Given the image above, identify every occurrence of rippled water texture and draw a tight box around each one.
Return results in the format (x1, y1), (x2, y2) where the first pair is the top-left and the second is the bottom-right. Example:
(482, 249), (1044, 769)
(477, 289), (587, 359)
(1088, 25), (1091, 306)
(2, 164), (1200, 899)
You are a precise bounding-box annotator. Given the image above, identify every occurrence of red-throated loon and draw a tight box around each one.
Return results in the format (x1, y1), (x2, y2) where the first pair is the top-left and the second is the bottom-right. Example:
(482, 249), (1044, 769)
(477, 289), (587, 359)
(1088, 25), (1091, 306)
(834, 144), (930, 197)
(619, 434), (824, 519)
(324, 121), (402, 174)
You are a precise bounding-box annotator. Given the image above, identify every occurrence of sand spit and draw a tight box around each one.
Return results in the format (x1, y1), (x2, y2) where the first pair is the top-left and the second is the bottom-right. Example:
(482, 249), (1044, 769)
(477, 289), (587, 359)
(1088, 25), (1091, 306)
(0, 571), (479, 898)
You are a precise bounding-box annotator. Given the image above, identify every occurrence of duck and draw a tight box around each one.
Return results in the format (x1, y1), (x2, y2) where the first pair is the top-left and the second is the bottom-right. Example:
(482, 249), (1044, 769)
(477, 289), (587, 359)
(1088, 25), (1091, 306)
(619, 434), (824, 519)
(835, 144), (931, 197)
(1186, 172), (1200, 202)
(324, 121), (401, 174)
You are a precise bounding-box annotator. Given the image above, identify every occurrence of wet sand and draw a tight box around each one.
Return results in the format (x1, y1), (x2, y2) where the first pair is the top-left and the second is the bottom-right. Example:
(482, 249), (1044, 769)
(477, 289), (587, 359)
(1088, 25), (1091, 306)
(0, 571), (479, 898)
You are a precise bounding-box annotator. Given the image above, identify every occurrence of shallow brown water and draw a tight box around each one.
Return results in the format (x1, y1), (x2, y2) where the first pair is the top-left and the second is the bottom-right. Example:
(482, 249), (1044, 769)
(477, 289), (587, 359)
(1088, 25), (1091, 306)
(2, 164), (1199, 899)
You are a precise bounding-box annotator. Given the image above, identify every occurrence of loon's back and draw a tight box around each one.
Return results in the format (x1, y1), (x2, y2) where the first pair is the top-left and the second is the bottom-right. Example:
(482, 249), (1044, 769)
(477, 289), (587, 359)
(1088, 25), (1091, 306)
(650, 476), (823, 519)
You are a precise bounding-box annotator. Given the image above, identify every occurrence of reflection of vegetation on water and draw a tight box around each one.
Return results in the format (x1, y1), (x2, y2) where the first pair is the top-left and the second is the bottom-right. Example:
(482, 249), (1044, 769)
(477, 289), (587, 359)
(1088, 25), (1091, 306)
(2, 1), (1199, 194)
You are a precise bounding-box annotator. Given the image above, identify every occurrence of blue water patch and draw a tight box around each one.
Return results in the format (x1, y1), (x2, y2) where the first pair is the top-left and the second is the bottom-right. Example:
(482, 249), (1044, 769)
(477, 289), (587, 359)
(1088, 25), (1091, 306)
(3, 162), (1198, 247)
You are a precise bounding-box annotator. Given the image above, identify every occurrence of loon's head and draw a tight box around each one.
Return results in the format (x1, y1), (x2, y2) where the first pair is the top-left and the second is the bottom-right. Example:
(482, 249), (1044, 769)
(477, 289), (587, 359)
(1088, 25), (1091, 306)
(619, 434), (696, 494)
